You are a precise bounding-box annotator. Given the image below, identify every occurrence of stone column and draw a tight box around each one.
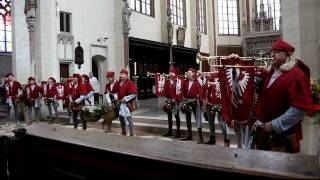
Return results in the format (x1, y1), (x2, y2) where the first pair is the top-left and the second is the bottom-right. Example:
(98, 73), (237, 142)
(167, 6), (174, 68)
(282, 0), (320, 155)
(122, 0), (131, 69)
(26, 17), (37, 78)
(25, 0), (38, 79)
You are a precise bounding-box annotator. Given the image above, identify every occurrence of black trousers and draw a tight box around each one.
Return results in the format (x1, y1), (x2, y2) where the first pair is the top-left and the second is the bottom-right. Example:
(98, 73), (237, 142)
(185, 105), (196, 136)
(167, 111), (181, 134)
(73, 110), (87, 130)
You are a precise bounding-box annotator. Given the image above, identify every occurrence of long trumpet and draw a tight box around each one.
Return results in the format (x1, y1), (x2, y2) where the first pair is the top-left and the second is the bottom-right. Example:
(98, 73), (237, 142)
(146, 72), (188, 79)
(196, 53), (272, 68)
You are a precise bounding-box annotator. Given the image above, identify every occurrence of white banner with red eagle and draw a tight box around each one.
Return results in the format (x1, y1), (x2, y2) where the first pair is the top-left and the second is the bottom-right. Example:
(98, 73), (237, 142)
(218, 58), (255, 123)
(155, 73), (166, 97)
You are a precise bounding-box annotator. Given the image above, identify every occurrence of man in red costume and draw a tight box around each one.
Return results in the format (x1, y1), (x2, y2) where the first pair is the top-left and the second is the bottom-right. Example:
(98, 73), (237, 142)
(70, 73), (87, 130)
(82, 74), (95, 106)
(118, 68), (138, 136)
(4, 73), (22, 125)
(25, 77), (43, 125)
(44, 77), (59, 123)
(255, 39), (313, 153)
(64, 78), (74, 125)
(104, 71), (120, 132)
(162, 67), (182, 138)
(182, 68), (204, 143)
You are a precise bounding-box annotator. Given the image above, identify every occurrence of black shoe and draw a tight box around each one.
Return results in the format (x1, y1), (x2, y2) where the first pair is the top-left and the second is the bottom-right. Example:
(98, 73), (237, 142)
(163, 131), (173, 137)
(224, 139), (230, 147)
(121, 132), (126, 136)
(197, 137), (204, 144)
(204, 136), (216, 145)
(174, 133), (181, 138)
(181, 136), (192, 141)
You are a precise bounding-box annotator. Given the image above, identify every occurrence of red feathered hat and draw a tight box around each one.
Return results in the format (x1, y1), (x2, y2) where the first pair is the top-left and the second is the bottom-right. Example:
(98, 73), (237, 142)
(120, 68), (128, 75)
(272, 39), (295, 53)
(106, 71), (115, 78)
(72, 73), (82, 81)
(169, 67), (177, 74)
(48, 77), (56, 83)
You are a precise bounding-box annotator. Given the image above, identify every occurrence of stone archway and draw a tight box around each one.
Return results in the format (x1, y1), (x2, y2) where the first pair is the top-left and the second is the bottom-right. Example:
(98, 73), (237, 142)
(92, 55), (106, 94)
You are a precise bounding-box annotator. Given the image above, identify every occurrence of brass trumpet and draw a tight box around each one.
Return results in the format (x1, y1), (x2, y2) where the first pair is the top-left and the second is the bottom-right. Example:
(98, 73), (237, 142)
(196, 53), (272, 68)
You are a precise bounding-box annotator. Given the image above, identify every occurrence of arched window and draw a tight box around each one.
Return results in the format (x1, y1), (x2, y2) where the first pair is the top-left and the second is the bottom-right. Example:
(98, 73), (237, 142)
(0, 0), (11, 52)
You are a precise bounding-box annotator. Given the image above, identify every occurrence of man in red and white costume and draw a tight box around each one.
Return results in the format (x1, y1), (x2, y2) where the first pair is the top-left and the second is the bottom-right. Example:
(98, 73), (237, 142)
(255, 39), (313, 153)
(104, 71), (120, 132)
(118, 68), (138, 136)
(70, 73), (88, 130)
(44, 77), (59, 123)
(182, 68), (204, 143)
(82, 74), (95, 106)
(162, 67), (183, 138)
(4, 73), (22, 125)
(25, 77), (43, 125)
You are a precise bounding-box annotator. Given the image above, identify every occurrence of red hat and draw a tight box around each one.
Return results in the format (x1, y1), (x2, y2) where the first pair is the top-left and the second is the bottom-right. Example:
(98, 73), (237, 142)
(169, 67), (177, 74)
(6, 73), (14, 78)
(106, 71), (115, 78)
(272, 39), (295, 53)
(82, 74), (89, 82)
(72, 73), (82, 81)
(28, 77), (35, 81)
(188, 68), (197, 73)
(120, 68), (128, 75)
(48, 77), (56, 83)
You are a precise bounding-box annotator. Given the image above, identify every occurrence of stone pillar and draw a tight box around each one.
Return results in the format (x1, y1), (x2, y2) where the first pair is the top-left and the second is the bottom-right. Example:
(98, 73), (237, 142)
(12, 0), (32, 83)
(167, 6), (174, 68)
(122, 0), (131, 69)
(282, 0), (320, 155)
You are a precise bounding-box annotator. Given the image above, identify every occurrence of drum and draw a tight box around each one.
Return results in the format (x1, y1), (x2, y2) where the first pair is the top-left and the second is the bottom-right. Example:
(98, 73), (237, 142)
(80, 106), (104, 122)
(102, 105), (119, 124)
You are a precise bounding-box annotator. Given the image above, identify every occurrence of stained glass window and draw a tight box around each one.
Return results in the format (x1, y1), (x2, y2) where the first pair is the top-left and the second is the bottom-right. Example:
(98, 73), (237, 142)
(0, 0), (11, 52)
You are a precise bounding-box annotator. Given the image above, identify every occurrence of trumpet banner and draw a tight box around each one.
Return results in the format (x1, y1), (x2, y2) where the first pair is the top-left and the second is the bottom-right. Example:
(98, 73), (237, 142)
(155, 73), (166, 97)
(218, 58), (255, 122)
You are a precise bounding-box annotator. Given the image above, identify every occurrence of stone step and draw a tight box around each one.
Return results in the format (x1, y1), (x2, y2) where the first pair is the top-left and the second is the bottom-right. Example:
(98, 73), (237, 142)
(57, 114), (237, 141)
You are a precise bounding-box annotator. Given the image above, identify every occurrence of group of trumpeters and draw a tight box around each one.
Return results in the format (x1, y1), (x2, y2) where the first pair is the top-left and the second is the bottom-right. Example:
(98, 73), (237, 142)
(0, 68), (138, 136)
(155, 67), (232, 146)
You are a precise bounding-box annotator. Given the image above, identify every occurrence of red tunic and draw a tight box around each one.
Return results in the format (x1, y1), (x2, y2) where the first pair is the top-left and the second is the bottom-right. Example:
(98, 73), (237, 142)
(256, 65), (313, 152)
(164, 79), (176, 99)
(183, 79), (203, 99)
(71, 82), (87, 111)
(118, 80), (137, 100)
(105, 80), (120, 94)
(45, 84), (57, 99)
(64, 83), (73, 106)
(207, 74), (222, 105)
(5, 81), (22, 102)
(84, 82), (94, 93)
(26, 84), (43, 105)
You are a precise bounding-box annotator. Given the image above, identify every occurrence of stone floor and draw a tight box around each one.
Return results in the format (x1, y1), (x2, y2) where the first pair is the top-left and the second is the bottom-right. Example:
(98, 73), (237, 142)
(0, 99), (238, 148)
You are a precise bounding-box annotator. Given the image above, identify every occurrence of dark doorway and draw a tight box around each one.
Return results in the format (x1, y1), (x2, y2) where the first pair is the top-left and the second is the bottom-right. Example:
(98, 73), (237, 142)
(129, 37), (198, 99)
(92, 60), (99, 81)
(59, 63), (69, 82)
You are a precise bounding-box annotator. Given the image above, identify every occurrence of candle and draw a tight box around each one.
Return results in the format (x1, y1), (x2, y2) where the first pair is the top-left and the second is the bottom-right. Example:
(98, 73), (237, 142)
(134, 62), (137, 75)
